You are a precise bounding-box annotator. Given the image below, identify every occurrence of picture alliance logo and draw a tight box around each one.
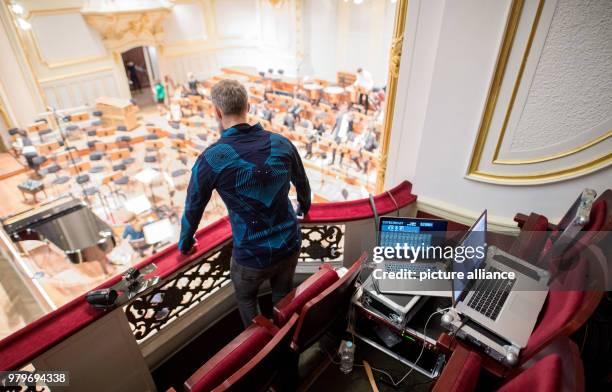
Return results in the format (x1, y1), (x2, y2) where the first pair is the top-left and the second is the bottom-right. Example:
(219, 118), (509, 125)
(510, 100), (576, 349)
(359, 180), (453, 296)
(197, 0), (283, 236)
(372, 244), (487, 263)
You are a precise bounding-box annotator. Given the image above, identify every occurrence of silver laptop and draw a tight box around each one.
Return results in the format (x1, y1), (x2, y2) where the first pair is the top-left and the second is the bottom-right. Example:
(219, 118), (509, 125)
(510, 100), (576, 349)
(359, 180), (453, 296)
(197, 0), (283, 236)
(453, 210), (549, 348)
(375, 216), (453, 297)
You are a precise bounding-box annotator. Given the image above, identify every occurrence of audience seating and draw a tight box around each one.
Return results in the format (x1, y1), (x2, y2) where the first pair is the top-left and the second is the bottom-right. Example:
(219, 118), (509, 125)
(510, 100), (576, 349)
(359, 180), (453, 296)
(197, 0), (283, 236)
(184, 314), (299, 392)
(433, 337), (584, 392)
(273, 264), (340, 327)
(286, 252), (366, 353)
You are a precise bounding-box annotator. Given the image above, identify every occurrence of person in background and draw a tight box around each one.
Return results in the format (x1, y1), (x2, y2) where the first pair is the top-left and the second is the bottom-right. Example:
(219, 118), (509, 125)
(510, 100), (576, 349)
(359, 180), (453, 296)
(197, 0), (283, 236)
(126, 61), (143, 92)
(178, 79), (311, 328)
(154, 79), (166, 113)
(331, 108), (353, 165)
(354, 68), (374, 114)
(122, 215), (144, 241)
(187, 72), (199, 96)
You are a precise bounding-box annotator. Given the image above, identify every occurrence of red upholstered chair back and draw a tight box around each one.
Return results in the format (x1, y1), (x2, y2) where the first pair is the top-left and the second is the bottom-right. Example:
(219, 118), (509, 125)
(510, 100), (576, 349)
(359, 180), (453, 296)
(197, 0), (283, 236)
(185, 320), (274, 392)
(216, 314), (299, 392)
(500, 354), (563, 392)
(433, 337), (583, 392)
(273, 264), (340, 326)
(432, 345), (482, 392)
(519, 192), (610, 363)
(290, 252), (367, 352)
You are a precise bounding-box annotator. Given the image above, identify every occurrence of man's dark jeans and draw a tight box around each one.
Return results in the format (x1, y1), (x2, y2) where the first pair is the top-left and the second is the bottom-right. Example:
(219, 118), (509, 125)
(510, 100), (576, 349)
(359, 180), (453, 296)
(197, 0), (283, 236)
(230, 250), (299, 327)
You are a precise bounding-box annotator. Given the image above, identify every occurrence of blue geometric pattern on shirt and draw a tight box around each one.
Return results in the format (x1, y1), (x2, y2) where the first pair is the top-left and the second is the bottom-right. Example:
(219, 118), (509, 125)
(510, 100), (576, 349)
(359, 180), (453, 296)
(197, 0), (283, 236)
(235, 165), (288, 208)
(203, 143), (242, 173)
(230, 212), (247, 247)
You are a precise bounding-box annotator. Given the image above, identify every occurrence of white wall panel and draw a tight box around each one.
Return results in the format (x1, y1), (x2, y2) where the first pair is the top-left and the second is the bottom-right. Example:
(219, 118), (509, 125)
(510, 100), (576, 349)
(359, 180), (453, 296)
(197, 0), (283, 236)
(386, 0), (612, 224)
(30, 12), (105, 65)
(163, 2), (207, 44)
(40, 70), (119, 110)
(214, 0), (259, 40)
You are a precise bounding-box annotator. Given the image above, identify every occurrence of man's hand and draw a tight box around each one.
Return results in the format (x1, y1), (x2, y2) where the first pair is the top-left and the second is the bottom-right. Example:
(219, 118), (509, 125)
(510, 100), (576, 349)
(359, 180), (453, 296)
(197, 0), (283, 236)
(180, 239), (198, 256)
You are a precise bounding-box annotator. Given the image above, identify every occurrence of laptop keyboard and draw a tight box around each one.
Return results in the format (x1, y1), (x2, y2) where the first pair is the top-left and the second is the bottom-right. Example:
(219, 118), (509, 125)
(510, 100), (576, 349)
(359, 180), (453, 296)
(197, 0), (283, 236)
(384, 263), (440, 274)
(467, 267), (516, 321)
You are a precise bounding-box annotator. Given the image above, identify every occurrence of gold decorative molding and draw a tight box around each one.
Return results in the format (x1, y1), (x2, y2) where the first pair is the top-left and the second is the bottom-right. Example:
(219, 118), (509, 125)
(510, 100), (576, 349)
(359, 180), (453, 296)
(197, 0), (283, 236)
(82, 6), (172, 51)
(494, 131), (612, 165)
(388, 36), (404, 79)
(466, 0), (611, 184)
(469, 152), (611, 183)
(467, 0), (525, 177)
(376, 0), (408, 193)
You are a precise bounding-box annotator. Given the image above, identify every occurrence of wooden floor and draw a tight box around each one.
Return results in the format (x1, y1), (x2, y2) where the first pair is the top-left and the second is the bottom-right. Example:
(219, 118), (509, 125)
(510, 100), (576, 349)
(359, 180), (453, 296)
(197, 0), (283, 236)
(0, 153), (26, 180)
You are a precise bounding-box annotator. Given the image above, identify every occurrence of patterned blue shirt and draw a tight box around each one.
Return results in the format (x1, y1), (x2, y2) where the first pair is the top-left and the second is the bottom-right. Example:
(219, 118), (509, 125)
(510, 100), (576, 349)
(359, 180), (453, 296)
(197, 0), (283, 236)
(178, 123), (311, 268)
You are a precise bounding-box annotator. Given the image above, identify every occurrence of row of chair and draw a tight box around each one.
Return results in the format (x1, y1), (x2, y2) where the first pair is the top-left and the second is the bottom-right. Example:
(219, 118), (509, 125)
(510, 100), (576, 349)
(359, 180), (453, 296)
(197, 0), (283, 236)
(177, 252), (367, 392)
(433, 189), (611, 391)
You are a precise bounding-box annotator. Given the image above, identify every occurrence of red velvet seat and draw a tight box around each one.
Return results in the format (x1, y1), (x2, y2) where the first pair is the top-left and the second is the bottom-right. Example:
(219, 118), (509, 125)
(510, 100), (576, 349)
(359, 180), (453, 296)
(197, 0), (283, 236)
(273, 264), (340, 326)
(288, 252), (366, 352)
(513, 195), (610, 365)
(433, 337), (583, 392)
(184, 314), (298, 392)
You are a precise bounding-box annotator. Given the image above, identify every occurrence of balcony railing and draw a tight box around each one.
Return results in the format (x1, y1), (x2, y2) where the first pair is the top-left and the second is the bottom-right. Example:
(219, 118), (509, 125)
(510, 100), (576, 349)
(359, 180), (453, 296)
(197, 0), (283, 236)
(0, 181), (416, 390)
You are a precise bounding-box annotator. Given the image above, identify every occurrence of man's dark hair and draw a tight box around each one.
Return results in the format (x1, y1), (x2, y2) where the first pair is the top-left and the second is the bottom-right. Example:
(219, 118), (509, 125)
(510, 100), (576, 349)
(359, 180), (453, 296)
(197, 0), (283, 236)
(210, 79), (249, 116)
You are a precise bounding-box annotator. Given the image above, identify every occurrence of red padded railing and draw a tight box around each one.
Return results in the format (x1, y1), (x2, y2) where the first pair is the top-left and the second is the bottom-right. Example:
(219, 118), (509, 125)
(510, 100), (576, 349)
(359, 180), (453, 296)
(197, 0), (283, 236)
(0, 181), (416, 370)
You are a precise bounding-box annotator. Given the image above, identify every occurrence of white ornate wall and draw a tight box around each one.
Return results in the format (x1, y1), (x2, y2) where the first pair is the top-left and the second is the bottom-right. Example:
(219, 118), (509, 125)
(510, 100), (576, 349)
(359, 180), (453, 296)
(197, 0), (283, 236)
(0, 0), (397, 137)
(386, 0), (611, 227)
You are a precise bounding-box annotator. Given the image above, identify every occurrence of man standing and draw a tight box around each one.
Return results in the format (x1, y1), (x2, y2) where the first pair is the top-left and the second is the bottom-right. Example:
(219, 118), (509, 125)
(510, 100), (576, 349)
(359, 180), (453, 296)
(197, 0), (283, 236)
(178, 79), (311, 327)
(354, 68), (374, 114)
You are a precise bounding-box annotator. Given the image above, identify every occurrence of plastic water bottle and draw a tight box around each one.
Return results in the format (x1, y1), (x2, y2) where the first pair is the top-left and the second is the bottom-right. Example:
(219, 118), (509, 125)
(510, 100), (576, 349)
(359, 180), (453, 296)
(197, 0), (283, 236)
(339, 340), (355, 374)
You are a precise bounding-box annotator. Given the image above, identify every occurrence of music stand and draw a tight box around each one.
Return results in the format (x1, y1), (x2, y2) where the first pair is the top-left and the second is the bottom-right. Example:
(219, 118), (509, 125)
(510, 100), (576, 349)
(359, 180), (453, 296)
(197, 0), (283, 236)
(135, 168), (161, 210)
(143, 218), (174, 247)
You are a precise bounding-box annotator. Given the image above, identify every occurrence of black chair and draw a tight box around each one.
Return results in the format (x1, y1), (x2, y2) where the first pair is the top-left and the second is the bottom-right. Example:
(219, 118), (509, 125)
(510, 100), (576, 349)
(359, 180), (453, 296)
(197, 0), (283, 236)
(93, 111), (103, 117)
(83, 186), (99, 196)
(76, 174), (90, 185)
(89, 152), (105, 173)
(122, 157), (136, 165)
(41, 163), (60, 176)
(112, 163), (127, 171)
(172, 168), (189, 178)
(114, 176), (129, 186)
(144, 155), (157, 163)
(38, 128), (53, 142)
(117, 125), (128, 132)
(87, 140), (100, 149)
(145, 133), (159, 140)
(87, 130), (97, 137)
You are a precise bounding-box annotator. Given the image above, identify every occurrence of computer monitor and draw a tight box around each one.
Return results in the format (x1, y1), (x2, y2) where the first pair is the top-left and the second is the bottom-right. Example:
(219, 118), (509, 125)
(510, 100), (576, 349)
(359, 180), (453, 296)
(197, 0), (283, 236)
(378, 216), (448, 249)
(452, 210), (487, 303)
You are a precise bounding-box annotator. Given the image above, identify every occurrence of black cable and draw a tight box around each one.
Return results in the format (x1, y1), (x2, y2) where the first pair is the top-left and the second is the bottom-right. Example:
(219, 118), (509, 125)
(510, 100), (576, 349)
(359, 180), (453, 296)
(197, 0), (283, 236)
(386, 190), (400, 217)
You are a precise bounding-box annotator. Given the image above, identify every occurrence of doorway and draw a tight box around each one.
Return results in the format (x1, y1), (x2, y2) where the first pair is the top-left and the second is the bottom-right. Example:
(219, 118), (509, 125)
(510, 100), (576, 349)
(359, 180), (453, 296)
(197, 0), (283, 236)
(121, 46), (160, 109)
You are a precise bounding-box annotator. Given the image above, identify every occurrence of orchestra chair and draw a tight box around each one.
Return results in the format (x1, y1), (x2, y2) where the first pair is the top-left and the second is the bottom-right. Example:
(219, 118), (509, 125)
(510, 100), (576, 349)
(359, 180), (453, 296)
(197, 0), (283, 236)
(96, 127), (116, 138)
(89, 151), (106, 173)
(37, 127), (54, 143)
(285, 252), (366, 353)
(184, 314), (299, 392)
(432, 337), (584, 392)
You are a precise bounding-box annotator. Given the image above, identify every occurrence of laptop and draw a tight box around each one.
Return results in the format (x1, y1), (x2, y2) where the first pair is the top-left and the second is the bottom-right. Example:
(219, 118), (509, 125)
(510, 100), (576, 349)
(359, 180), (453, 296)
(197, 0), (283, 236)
(375, 216), (453, 297)
(453, 210), (550, 348)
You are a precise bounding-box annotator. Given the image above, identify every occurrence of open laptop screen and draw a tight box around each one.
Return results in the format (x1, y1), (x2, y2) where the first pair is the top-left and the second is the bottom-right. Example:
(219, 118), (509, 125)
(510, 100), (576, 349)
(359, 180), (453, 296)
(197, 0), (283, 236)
(378, 217), (448, 249)
(452, 210), (487, 303)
